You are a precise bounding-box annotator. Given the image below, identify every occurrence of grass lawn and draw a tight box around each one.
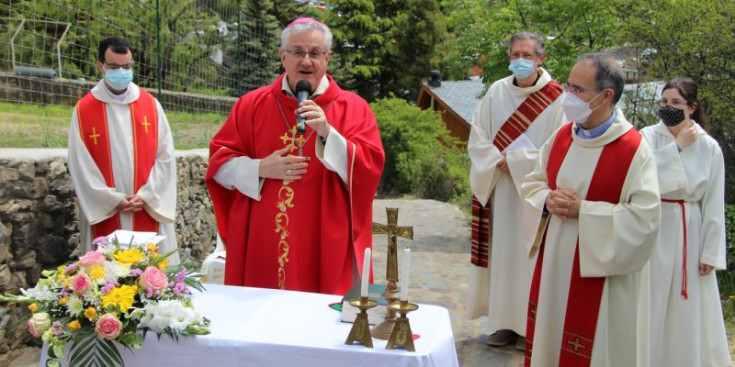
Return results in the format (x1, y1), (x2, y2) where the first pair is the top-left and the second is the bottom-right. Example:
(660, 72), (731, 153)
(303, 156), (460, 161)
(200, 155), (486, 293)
(0, 101), (226, 149)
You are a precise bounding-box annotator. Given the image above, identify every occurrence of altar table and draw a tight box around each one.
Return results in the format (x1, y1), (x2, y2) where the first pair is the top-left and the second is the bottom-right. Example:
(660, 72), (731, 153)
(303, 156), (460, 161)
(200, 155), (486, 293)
(42, 284), (459, 367)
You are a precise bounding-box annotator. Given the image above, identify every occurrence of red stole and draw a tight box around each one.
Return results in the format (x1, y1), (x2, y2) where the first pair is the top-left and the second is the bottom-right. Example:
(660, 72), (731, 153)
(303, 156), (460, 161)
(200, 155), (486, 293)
(76, 89), (160, 238)
(206, 74), (384, 294)
(471, 80), (562, 267)
(525, 122), (642, 367)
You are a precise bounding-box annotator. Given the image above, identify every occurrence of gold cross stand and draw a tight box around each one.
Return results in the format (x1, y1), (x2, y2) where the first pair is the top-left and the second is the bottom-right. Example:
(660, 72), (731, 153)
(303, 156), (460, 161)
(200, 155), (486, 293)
(371, 208), (413, 340)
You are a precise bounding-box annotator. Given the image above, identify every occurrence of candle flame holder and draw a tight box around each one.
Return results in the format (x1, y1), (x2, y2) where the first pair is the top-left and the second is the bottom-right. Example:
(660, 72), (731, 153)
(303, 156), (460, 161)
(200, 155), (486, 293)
(386, 300), (419, 351)
(345, 297), (378, 348)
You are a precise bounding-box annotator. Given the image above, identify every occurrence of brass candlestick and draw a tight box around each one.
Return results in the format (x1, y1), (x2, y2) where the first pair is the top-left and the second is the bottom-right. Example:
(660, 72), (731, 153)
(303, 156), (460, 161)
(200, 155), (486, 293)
(386, 300), (419, 351)
(372, 280), (399, 339)
(345, 297), (377, 348)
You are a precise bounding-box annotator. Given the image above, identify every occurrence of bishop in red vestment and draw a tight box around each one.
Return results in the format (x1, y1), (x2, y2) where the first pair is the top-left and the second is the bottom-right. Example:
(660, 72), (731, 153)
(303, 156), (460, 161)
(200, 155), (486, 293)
(206, 18), (384, 295)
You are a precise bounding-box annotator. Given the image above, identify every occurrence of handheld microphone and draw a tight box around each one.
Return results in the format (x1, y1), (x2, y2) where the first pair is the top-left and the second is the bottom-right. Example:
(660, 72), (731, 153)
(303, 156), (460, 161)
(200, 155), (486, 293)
(295, 80), (312, 135)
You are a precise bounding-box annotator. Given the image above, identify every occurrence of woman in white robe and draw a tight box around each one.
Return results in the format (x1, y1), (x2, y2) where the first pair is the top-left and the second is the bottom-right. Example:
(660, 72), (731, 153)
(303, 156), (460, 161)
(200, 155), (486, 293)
(641, 77), (731, 367)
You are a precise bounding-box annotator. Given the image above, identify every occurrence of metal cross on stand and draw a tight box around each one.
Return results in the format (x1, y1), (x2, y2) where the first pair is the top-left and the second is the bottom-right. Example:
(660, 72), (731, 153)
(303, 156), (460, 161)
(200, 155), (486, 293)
(371, 207), (413, 340)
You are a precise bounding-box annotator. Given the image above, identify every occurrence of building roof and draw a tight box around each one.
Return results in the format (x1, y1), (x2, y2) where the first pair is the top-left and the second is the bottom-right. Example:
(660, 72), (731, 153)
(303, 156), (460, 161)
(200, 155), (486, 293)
(423, 77), (485, 123)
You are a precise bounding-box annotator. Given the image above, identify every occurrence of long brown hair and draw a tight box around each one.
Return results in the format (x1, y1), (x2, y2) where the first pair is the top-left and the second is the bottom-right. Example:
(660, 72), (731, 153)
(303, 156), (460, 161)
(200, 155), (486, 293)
(662, 77), (710, 132)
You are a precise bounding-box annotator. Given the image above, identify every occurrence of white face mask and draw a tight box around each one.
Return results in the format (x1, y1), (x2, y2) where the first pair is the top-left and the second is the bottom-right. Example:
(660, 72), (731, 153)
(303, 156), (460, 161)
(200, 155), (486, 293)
(562, 91), (603, 124)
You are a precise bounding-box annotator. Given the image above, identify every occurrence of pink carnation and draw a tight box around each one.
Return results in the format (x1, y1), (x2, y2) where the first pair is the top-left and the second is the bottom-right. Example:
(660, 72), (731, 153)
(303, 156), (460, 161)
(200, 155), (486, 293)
(138, 267), (168, 291)
(27, 313), (51, 338)
(71, 273), (91, 295)
(95, 314), (123, 340)
(79, 251), (106, 269)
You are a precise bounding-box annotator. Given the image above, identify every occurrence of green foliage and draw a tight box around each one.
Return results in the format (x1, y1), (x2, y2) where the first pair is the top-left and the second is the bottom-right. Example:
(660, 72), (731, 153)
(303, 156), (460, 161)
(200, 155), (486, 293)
(228, 0), (282, 96)
(440, 0), (626, 85)
(720, 204), (735, 308)
(372, 97), (470, 203)
(325, 0), (445, 102)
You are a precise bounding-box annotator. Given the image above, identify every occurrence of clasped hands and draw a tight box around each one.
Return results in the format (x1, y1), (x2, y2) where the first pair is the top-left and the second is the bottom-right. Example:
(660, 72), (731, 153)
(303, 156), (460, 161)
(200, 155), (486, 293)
(116, 194), (145, 213)
(545, 188), (581, 219)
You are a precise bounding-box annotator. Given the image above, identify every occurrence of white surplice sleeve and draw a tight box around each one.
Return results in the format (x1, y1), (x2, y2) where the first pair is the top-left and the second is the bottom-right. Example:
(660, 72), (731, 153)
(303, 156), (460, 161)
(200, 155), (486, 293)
(214, 157), (264, 200)
(315, 126), (348, 183)
(67, 106), (126, 224)
(135, 101), (177, 223)
(468, 95), (503, 206)
(520, 130), (555, 211)
(699, 144), (727, 269)
(577, 142), (661, 277)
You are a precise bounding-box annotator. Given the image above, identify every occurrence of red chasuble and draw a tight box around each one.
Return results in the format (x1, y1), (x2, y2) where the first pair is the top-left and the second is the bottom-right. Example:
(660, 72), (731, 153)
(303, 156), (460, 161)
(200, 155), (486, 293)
(525, 122), (642, 367)
(206, 74), (384, 295)
(76, 89), (160, 238)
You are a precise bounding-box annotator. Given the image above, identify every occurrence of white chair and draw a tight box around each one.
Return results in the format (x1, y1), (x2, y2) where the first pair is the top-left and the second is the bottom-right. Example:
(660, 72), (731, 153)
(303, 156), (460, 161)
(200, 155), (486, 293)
(200, 233), (226, 284)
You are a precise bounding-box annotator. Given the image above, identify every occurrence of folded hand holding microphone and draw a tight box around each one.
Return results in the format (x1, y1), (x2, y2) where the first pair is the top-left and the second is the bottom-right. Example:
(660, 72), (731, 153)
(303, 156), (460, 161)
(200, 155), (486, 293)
(295, 80), (312, 135)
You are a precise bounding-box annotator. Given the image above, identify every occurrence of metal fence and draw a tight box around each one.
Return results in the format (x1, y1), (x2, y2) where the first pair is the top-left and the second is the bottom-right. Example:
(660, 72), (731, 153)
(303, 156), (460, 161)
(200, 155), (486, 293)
(0, 0), (282, 114)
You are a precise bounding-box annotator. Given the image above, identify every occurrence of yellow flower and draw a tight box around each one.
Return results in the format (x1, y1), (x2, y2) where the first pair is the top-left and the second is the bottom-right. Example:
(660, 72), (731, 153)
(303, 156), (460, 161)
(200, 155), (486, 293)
(147, 243), (158, 253)
(101, 285), (136, 311)
(28, 303), (38, 312)
(114, 248), (145, 265)
(84, 307), (97, 320)
(157, 258), (169, 270)
(64, 278), (72, 288)
(59, 297), (69, 305)
(68, 320), (81, 331)
(131, 285), (139, 294)
(90, 266), (105, 280)
(57, 265), (66, 274)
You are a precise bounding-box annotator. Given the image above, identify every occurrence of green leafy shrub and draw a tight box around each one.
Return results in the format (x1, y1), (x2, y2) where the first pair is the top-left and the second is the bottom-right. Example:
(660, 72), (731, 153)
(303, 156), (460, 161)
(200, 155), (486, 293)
(720, 204), (735, 322)
(371, 97), (470, 203)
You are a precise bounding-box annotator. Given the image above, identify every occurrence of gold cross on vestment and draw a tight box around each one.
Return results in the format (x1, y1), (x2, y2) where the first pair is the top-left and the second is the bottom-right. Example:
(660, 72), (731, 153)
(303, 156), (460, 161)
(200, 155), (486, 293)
(141, 115), (151, 133)
(279, 126), (307, 155)
(89, 127), (100, 145)
(567, 337), (587, 353)
(372, 208), (414, 282)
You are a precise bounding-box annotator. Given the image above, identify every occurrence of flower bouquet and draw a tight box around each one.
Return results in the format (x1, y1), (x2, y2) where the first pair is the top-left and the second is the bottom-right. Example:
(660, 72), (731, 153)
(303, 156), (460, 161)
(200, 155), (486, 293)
(0, 236), (210, 367)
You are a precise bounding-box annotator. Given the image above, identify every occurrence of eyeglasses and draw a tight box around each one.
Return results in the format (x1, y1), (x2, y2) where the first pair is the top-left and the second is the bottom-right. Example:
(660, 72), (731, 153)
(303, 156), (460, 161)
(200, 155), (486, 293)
(563, 83), (590, 96)
(284, 49), (328, 60)
(104, 62), (134, 71)
(660, 99), (688, 107)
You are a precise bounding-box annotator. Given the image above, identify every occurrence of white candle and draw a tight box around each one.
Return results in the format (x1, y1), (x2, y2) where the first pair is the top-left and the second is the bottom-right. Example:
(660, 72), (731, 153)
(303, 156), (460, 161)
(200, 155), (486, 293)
(361, 247), (371, 298)
(400, 248), (411, 301)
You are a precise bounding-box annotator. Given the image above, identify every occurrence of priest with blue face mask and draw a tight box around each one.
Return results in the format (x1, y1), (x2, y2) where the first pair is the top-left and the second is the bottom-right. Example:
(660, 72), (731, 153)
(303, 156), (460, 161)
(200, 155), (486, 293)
(466, 31), (566, 351)
(67, 37), (179, 265)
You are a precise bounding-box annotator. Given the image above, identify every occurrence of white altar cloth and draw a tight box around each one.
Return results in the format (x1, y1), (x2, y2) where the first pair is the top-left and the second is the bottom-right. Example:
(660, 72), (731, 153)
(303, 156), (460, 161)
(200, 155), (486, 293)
(42, 284), (459, 367)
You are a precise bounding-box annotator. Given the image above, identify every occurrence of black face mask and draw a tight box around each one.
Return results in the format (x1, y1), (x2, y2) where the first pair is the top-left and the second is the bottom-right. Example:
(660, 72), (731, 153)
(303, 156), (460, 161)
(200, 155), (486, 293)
(658, 106), (686, 127)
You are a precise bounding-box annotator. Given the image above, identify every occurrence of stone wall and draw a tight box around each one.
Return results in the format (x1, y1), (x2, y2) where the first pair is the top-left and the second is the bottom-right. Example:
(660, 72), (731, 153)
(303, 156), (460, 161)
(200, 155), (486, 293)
(0, 148), (216, 353)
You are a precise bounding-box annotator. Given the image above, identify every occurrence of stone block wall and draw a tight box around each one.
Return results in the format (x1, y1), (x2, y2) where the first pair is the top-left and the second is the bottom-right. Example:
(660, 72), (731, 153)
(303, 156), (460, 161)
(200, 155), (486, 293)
(0, 148), (216, 353)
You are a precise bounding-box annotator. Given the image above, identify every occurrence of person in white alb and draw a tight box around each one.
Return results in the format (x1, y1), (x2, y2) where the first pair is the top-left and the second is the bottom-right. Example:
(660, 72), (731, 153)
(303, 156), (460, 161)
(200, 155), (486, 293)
(521, 53), (660, 367)
(466, 31), (565, 351)
(67, 37), (179, 265)
(641, 77), (731, 367)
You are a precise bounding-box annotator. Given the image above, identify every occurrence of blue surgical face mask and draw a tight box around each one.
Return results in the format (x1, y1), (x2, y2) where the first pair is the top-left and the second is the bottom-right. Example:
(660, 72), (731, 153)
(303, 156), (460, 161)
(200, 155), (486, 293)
(104, 68), (133, 91)
(508, 58), (536, 79)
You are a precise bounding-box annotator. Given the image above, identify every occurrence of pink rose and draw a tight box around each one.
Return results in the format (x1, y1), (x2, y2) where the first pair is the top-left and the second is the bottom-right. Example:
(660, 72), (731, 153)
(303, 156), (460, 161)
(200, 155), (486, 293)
(27, 312), (51, 338)
(95, 314), (123, 340)
(138, 267), (168, 291)
(71, 273), (91, 295)
(79, 251), (106, 269)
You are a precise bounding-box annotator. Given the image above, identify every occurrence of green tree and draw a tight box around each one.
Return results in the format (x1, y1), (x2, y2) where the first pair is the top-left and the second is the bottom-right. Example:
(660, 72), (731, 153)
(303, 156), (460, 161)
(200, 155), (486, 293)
(228, 0), (281, 96)
(378, 0), (445, 101)
(325, 0), (388, 100)
(441, 0), (625, 85)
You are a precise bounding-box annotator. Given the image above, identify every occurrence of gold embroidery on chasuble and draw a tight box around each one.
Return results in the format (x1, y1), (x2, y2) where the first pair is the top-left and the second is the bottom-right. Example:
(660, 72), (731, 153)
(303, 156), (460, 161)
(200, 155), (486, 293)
(274, 126), (304, 289)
